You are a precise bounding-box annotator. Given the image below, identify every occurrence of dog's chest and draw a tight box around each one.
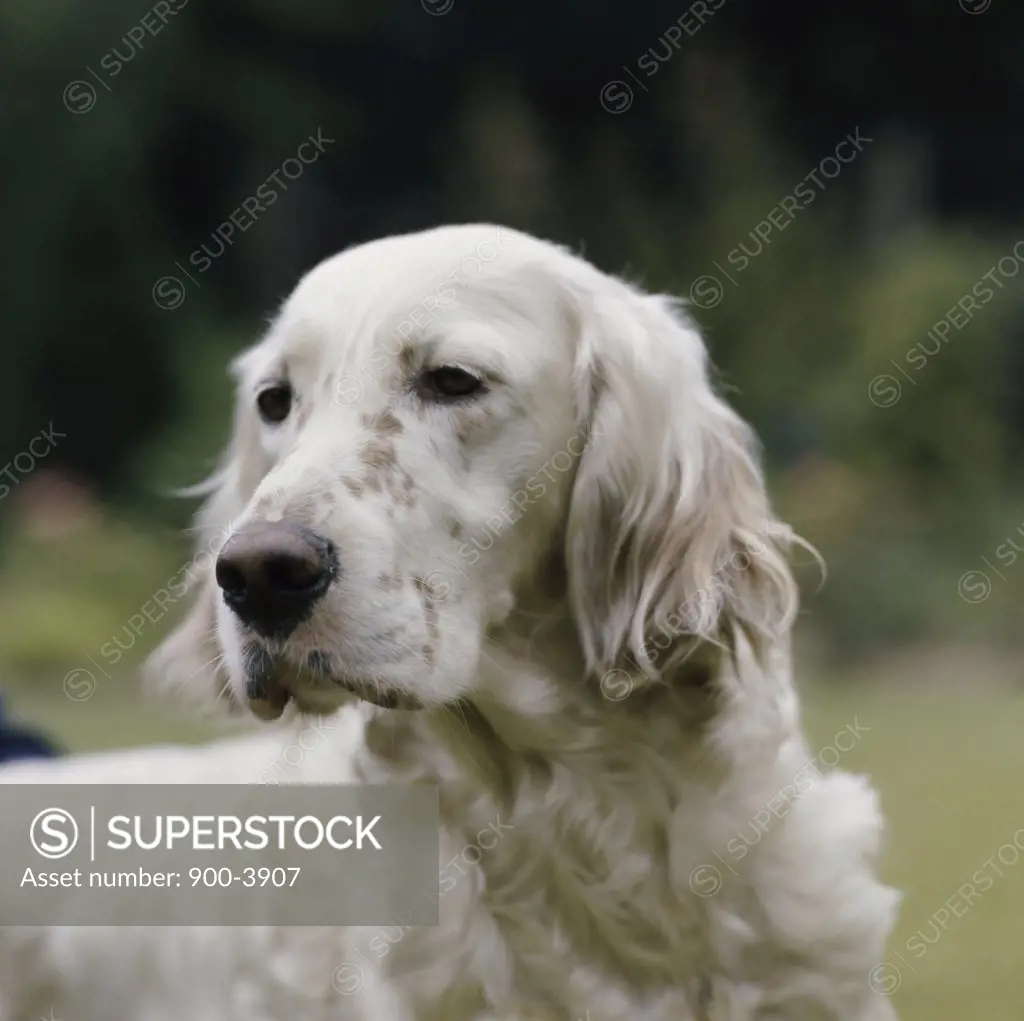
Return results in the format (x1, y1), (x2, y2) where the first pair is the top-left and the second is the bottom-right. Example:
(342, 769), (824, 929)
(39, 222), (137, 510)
(399, 807), (711, 1021)
(359, 731), (713, 1020)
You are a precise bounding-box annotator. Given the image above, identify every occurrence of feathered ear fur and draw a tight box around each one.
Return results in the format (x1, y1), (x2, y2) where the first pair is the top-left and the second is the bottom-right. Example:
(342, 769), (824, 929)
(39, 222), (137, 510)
(564, 281), (803, 686)
(144, 345), (273, 711)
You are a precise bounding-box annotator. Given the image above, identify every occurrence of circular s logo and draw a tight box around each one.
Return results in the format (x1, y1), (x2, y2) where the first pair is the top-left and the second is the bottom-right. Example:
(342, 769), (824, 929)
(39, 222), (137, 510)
(868, 374), (902, 408)
(331, 962), (365, 995)
(422, 570), (455, 602)
(599, 80), (633, 114)
(868, 961), (902, 996)
(333, 374), (365, 406)
(688, 863), (723, 898)
(63, 667), (97, 701)
(63, 80), (97, 114)
(958, 569), (992, 603)
(152, 275), (186, 310)
(600, 668), (633, 701)
(689, 274), (724, 309)
(30, 807), (79, 859)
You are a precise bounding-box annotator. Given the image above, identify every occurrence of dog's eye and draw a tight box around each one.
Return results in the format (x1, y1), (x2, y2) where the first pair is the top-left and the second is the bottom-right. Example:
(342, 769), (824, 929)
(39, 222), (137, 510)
(256, 384), (293, 424)
(419, 366), (485, 401)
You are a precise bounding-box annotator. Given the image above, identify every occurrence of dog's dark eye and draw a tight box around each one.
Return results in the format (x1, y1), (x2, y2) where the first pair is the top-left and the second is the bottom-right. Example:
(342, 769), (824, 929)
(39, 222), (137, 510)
(420, 366), (485, 401)
(257, 384), (292, 424)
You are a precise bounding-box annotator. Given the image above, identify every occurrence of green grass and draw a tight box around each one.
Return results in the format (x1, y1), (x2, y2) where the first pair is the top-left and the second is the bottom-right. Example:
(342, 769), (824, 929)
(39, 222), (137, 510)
(5, 676), (1023, 1018)
(0, 519), (190, 679)
(803, 686), (1024, 1021)
(6, 680), (225, 751)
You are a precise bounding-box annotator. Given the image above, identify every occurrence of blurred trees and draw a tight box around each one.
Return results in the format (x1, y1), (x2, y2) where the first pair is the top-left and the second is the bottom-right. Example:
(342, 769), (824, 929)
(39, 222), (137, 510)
(1, 0), (1022, 660)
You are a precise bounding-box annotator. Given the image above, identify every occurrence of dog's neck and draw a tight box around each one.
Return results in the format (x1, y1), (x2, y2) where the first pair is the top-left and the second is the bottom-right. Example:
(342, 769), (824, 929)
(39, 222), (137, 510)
(357, 578), (793, 799)
(351, 606), (794, 1011)
(359, 603), (725, 790)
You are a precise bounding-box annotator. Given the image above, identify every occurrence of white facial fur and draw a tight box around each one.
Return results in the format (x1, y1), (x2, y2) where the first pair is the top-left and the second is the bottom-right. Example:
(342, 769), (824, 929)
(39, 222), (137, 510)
(149, 223), (798, 720)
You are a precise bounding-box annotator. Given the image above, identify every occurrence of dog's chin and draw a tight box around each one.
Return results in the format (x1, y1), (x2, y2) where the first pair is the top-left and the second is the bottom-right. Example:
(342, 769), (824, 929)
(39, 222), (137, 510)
(239, 648), (422, 721)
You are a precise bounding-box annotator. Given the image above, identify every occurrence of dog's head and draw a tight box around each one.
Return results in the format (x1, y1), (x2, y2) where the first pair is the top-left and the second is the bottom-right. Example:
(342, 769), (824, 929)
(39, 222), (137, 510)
(147, 225), (800, 719)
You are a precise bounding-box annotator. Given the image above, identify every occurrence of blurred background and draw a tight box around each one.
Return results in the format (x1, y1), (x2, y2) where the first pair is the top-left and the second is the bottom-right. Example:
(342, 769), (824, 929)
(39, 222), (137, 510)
(2, 0), (1023, 1015)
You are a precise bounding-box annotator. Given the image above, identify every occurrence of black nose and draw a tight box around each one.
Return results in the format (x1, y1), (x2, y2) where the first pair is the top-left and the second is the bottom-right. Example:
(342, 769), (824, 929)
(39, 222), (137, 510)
(215, 523), (336, 638)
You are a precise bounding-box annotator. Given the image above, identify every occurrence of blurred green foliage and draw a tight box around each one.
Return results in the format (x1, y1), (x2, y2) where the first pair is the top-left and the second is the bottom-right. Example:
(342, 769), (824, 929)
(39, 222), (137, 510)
(1, 1), (1022, 676)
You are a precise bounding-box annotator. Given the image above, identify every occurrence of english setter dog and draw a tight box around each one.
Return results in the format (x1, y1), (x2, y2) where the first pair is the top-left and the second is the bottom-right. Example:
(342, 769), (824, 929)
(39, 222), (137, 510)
(0, 225), (898, 1020)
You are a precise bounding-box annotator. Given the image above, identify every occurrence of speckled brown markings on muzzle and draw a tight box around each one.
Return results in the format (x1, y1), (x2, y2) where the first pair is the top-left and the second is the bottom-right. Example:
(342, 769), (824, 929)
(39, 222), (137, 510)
(362, 409), (404, 436)
(331, 672), (422, 710)
(255, 476), (340, 531)
(359, 437), (396, 489)
(413, 575), (441, 667)
(356, 410), (418, 509)
(378, 571), (404, 592)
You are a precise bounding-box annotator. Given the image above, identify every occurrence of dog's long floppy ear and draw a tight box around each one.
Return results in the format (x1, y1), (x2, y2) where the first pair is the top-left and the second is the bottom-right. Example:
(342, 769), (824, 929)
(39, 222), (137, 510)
(144, 345), (272, 711)
(565, 281), (803, 685)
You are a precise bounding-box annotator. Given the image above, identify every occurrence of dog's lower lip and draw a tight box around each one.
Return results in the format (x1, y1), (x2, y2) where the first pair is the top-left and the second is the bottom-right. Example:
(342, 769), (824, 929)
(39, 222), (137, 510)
(242, 644), (419, 716)
(246, 683), (291, 720)
(340, 682), (398, 709)
(244, 658), (293, 720)
(332, 676), (420, 710)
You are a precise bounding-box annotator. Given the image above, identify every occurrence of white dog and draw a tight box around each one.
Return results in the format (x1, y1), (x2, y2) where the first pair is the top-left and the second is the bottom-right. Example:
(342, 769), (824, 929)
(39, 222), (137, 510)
(1, 224), (899, 1020)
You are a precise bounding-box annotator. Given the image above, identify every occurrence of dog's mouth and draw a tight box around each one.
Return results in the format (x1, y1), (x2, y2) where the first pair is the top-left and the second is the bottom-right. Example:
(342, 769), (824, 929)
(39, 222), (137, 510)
(242, 645), (420, 719)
